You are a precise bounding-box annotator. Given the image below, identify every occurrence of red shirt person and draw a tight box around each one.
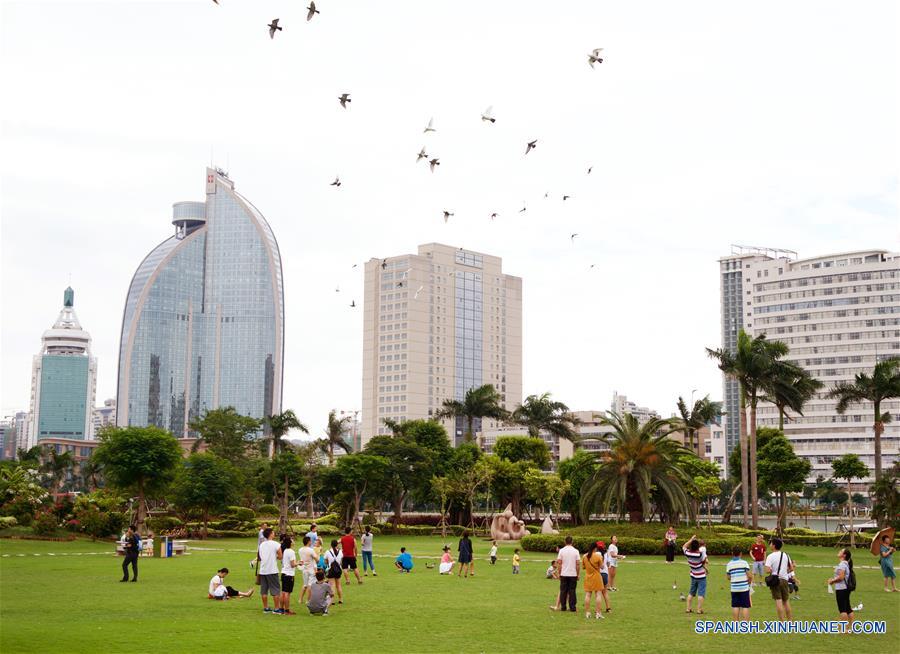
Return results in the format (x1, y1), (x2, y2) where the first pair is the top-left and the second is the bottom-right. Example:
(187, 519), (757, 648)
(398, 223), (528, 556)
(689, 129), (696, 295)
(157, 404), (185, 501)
(339, 527), (362, 584)
(749, 536), (767, 585)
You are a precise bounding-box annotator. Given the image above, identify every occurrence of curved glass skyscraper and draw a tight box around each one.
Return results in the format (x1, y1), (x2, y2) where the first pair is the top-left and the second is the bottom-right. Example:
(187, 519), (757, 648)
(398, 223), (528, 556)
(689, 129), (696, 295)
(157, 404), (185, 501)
(117, 168), (284, 437)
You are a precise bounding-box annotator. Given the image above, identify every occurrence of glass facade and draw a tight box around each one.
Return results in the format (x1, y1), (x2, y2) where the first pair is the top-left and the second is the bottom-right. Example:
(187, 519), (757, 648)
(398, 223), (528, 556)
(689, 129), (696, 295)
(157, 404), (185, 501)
(720, 260), (745, 457)
(453, 269), (483, 444)
(117, 169), (284, 436)
(37, 356), (89, 439)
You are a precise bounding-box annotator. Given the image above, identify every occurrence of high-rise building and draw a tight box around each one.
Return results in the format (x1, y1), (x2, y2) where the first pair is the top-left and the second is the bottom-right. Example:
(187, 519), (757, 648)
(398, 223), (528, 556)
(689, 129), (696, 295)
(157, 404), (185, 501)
(13, 411), (31, 452)
(361, 243), (522, 447)
(718, 247), (900, 483)
(91, 399), (116, 437)
(0, 418), (15, 460)
(28, 287), (97, 442)
(610, 392), (660, 426)
(117, 168), (285, 437)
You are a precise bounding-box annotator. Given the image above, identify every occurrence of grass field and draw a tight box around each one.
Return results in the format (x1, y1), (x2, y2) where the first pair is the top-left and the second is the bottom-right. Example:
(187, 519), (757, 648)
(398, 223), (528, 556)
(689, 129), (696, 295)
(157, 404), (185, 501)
(1, 535), (898, 653)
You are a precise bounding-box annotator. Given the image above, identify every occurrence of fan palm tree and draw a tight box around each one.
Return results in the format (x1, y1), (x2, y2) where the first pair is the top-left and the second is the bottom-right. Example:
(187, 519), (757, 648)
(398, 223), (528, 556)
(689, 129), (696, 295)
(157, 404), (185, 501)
(323, 410), (353, 466)
(579, 412), (693, 523)
(828, 357), (900, 482)
(510, 392), (581, 445)
(40, 446), (75, 497)
(264, 410), (308, 459)
(674, 395), (723, 456)
(436, 384), (508, 444)
(707, 330), (792, 528)
(761, 362), (823, 430)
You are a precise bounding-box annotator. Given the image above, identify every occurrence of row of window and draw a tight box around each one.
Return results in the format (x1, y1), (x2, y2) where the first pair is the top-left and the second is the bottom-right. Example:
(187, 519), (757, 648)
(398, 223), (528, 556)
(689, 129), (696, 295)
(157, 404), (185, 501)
(754, 269), (897, 292)
(755, 282), (898, 303)
(757, 317), (899, 330)
(755, 294), (899, 314)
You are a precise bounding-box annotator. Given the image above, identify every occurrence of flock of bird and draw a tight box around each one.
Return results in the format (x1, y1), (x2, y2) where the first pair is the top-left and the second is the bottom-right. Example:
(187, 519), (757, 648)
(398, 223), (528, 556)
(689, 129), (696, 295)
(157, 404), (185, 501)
(208, 1), (606, 307)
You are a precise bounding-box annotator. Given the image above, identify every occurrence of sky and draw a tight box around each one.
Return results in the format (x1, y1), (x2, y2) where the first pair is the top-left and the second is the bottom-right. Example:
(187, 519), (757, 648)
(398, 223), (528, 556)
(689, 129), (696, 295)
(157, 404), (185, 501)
(1, 0), (897, 438)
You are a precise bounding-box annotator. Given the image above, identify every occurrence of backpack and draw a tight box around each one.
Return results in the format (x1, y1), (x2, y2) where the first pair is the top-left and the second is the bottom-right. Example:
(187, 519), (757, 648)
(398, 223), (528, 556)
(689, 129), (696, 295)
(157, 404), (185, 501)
(846, 565), (856, 592)
(134, 533), (143, 552)
(328, 551), (342, 577)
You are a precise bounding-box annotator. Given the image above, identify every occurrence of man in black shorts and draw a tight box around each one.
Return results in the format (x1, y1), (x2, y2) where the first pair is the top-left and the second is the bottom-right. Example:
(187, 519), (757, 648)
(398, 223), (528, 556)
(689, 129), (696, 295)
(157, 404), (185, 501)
(340, 527), (363, 585)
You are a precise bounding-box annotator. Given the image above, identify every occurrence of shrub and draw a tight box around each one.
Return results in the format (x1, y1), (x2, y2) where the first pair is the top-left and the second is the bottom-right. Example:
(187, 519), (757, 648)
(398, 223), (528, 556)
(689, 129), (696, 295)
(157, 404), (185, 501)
(206, 529), (257, 538)
(226, 506), (255, 522)
(76, 505), (126, 539)
(146, 516), (183, 533)
(32, 510), (59, 537)
(0, 516), (18, 529)
(256, 504), (278, 516)
(212, 518), (256, 532)
(521, 533), (757, 556)
(525, 524), (541, 535)
(315, 513), (340, 526)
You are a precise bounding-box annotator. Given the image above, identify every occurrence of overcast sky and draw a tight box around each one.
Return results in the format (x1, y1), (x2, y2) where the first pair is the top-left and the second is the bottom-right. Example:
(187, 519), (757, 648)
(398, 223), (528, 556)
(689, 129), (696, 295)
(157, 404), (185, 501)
(1, 1), (897, 437)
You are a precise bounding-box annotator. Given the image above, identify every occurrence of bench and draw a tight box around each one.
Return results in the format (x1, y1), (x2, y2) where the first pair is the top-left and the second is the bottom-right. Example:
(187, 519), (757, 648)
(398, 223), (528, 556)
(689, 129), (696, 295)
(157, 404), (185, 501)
(115, 539), (188, 556)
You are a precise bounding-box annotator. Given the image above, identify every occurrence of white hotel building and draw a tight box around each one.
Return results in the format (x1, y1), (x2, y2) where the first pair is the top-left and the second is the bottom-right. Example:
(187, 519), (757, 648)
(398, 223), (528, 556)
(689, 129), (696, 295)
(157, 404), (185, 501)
(719, 247), (900, 484)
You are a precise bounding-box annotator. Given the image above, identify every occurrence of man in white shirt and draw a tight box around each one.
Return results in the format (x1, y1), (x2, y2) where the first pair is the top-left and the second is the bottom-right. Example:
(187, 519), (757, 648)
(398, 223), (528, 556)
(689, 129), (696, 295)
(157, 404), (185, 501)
(556, 536), (581, 612)
(606, 535), (626, 591)
(297, 535), (318, 604)
(258, 528), (283, 614)
(764, 538), (795, 621)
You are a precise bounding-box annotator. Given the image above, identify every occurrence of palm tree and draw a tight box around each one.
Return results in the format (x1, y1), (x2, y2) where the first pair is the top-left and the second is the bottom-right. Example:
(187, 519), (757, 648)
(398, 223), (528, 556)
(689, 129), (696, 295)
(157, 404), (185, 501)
(674, 395), (723, 456)
(264, 410), (308, 459)
(79, 456), (103, 492)
(40, 446), (75, 497)
(579, 412), (693, 523)
(828, 357), (900, 482)
(510, 392), (581, 445)
(761, 363), (823, 430)
(323, 410), (353, 466)
(708, 330), (792, 528)
(436, 384), (508, 444)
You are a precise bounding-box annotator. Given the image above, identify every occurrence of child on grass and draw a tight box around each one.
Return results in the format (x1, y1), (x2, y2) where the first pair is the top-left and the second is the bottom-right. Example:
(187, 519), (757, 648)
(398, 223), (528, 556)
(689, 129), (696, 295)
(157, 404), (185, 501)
(512, 549), (521, 574)
(439, 545), (454, 574)
(490, 541), (498, 565)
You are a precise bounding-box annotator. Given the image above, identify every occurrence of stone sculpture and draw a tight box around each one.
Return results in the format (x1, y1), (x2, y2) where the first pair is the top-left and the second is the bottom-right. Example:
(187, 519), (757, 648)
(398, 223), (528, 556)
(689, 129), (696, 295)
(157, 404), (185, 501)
(540, 515), (559, 535)
(490, 503), (529, 541)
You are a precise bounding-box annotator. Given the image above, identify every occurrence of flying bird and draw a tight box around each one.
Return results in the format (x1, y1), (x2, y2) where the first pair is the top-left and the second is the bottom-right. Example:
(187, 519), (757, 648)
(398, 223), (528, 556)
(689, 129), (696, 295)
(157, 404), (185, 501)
(416, 147), (428, 163)
(429, 158), (440, 172)
(352, 264), (358, 269)
(381, 259), (387, 270)
(544, 191), (549, 198)
(562, 195), (571, 201)
(525, 140), (537, 155)
(570, 233), (578, 242)
(335, 286), (340, 293)
(338, 93), (351, 108)
(396, 281), (404, 288)
(424, 117), (435, 133)
(442, 210), (454, 223)
(330, 177), (341, 187)
(306, 1), (319, 21)
(481, 106), (495, 123)
(350, 300), (356, 308)
(414, 285), (424, 299)
(588, 48), (604, 67)
(589, 264), (595, 269)
(490, 212), (498, 220)
(519, 202), (527, 213)
(212, 0), (219, 4)
(587, 166), (593, 174)
(268, 19), (282, 39)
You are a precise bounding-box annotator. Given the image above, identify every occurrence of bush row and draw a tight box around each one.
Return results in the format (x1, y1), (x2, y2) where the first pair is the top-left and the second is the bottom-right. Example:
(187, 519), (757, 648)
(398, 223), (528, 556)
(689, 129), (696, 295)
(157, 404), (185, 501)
(521, 533), (759, 556)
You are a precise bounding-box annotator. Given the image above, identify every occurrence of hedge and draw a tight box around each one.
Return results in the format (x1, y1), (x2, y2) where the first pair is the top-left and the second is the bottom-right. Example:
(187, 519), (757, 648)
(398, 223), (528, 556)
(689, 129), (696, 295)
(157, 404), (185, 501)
(146, 516), (182, 533)
(226, 506), (255, 522)
(256, 504), (278, 516)
(521, 534), (758, 556)
(0, 516), (18, 529)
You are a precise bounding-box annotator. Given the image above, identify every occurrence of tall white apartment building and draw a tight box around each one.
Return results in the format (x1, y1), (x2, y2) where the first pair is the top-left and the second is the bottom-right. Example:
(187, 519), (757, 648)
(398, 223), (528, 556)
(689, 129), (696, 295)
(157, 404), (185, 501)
(361, 243), (522, 447)
(719, 247), (900, 483)
(91, 399), (117, 437)
(611, 392), (660, 426)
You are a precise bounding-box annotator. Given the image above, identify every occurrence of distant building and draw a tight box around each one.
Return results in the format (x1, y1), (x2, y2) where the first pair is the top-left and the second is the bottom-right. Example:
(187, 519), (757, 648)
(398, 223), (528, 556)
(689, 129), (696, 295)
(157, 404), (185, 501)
(0, 419), (15, 460)
(13, 411), (31, 452)
(339, 411), (362, 452)
(361, 243), (522, 447)
(610, 392), (660, 425)
(117, 168), (285, 437)
(28, 287), (97, 443)
(91, 399), (116, 437)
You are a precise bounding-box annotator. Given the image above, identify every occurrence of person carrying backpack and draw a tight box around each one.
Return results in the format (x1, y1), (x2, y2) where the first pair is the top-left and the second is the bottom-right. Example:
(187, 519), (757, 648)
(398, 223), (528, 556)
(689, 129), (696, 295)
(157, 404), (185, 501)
(827, 548), (856, 631)
(324, 540), (344, 605)
(120, 525), (140, 582)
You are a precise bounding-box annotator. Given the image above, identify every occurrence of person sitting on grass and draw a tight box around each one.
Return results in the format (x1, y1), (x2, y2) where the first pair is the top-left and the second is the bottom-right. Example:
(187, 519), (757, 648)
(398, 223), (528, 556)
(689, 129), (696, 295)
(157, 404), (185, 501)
(439, 545), (455, 574)
(546, 559), (559, 580)
(395, 547), (413, 572)
(208, 568), (254, 600)
(307, 570), (334, 616)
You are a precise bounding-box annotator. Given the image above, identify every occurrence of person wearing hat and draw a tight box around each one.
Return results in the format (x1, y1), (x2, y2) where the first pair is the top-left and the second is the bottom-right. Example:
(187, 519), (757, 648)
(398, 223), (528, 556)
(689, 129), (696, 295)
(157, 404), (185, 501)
(439, 545), (455, 574)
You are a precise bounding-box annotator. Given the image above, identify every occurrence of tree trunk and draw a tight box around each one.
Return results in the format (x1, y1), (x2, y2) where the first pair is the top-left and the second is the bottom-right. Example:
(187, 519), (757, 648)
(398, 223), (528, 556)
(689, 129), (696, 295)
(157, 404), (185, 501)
(777, 491), (787, 534)
(707, 495), (713, 527)
(847, 478), (855, 548)
(393, 490), (406, 524)
(625, 477), (644, 523)
(328, 442), (335, 467)
(306, 478), (315, 518)
(136, 478), (147, 535)
(778, 407), (785, 431)
(722, 482), (741, 524)
(467, 416), (474, 443)
(203, 507), (209, 539)
(740, 399), (749, 528)
(279, 475), (289, 535)
(749, 397), (759, 529)
(873, 403), (883, 483)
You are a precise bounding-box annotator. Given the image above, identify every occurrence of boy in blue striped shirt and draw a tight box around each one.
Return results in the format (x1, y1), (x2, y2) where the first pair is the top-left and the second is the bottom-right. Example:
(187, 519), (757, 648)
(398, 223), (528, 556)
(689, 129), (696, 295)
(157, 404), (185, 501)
(725, 545), (753, 619)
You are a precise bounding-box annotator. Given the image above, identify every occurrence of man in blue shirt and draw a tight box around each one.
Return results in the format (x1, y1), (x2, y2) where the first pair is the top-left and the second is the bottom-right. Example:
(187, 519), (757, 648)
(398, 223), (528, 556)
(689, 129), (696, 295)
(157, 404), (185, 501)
(394, 547), (413, 572)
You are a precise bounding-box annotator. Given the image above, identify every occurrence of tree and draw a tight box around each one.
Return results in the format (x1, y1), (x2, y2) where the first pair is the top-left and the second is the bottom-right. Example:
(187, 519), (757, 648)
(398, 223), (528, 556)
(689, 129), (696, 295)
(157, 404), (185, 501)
(437, 384), (508, 444)
(405, 420), (453, 477)
(0, 466), (47, 511)
(432, 476), (453, 538)
(270, 451), (305, 534)
(871, 463), (899, 529)
(493, 436), (551, 470)
(678, 452), (722, 526)
(170, 453), (240, 537)
(364, 435), (433, 524)
(189, 407), (262, 464)
(450, 458), (494, 531)
(523, 469), (567, 521)
(323, 410), (352, 466)
(580, 412), (692, 523)
(828, 357), (900, 483)
(93, 426), (182, 534)
(761, 364), (823, 430)
(294, 441), (324, 518)
(264, 410), (308, 460)
(557, 450), (598, 525)
(40, 446), (75, 496)
(510, 393), (580, 446)
(332, 454), (389, 527)
(79, 456), (103, 492)
(694, 476), (722, 527)
(708, 330), (794, 528)
(757, 434), (811, 534)
(674, 395), (723, 456)
(487, 456), (535, 517)
(831, 453), (869, 546)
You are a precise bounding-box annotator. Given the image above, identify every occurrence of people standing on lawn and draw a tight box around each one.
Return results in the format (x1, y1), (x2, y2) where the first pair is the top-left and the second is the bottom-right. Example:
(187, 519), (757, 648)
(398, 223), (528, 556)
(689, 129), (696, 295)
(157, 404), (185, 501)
(556, 535), (581, 612)
(581, 540), (606, 620)
(725, 546), (752, 619)
(361, 525), (377, 577)
(665, 526), (677, 563)
(879, 535), (897, 592)
(749, 535), (766, 587)
(279, 535), (298, 615)
(395, 546), (414, 572)
(683, 535), (708, 614)
(596, 541), (612, 613)
(827, 548), (855, 630)
(305, 523), (319, 548)
(439, 545), (454, 574)
(297, 536), (317, 605)
(764, 537), (794, 622)
(120, 525), (140, 583)
(340, 527), (363, 585)
(324, 539), (344, 604)
(605, 535), (625, 591)
(208, 568), (254, 599)
(490, 541), (498, 565)
(258, 527), (283, 614)
(307, 570), (334, 616)
(457, 530), (474, 578)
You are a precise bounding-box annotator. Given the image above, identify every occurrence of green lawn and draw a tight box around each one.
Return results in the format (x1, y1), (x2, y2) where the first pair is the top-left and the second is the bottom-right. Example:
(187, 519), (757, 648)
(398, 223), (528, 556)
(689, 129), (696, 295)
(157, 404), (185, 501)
(1, 536), (897, 653)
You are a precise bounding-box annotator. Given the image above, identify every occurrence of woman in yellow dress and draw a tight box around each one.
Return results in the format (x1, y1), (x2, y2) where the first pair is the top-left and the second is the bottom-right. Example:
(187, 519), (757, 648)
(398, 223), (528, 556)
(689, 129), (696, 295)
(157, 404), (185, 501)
(582, 540), (606, 620)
